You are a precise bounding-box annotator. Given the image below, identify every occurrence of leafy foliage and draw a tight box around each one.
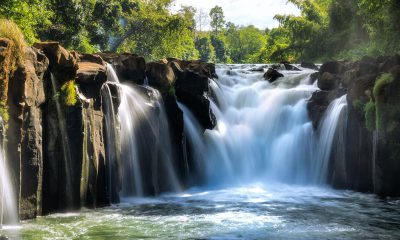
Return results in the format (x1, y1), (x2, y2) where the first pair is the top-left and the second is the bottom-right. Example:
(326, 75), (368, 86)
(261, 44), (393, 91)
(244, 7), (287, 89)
(60, 81), (77, 106)
(0, 1), (399, 62)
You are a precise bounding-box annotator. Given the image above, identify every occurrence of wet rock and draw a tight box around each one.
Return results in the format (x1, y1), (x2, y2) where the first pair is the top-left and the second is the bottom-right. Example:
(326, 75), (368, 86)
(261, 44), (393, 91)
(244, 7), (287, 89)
(319, 61), (346, 75)
(263, 68), (284, 82)
(309, 72), (319, 84)
(98, 53), (146, 85)
(76, 62), (107, 99)
(282, 62), (301, 71)
(301, 61), (319, 70)
(318, 72), (340, 90)
(168, 59), (217, 79)
(176, 90), (216, 130)
(249, 67), (264, 72)
(146, 62), (175, 93)
(342, 69), (357, 88)
(307, 88), (347, 128)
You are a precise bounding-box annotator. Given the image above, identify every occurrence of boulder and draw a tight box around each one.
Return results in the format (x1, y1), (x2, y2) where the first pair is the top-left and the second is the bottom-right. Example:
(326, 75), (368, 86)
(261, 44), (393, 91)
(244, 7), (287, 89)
(263, 68), (284, 82)
(319, 61), (346, 75)
(282, 62), (301, 71)
(318, 72), (340, 90)
(76, 62), (107, 99)
(146, 62), (175, 93)
(33, 42), (78, 82)
(301, 61), (319, 70)
(98, 53), (146, 85)
(309, 72), (318, 84)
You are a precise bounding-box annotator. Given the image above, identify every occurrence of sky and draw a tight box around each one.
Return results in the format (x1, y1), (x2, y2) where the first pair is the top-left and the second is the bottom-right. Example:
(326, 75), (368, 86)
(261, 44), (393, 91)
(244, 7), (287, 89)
(170, 0), (300, 30)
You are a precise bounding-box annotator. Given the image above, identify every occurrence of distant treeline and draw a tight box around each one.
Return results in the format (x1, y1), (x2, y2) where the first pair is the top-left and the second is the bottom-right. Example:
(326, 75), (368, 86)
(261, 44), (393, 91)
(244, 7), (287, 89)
(1, 0), (399, 63)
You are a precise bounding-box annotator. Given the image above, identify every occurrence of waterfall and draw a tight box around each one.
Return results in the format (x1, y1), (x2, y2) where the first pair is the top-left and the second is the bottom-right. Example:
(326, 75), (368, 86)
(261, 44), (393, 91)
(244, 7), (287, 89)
(101, 72), (121, 202)
(50, 74), (74, 207)
(180, 65), (348, 187)
(105, 65), (181, 197)
(0, 118), (17, 228)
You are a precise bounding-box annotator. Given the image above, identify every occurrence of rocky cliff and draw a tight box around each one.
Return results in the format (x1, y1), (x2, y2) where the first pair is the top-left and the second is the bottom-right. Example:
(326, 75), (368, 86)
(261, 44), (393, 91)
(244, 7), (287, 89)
(0, 38), (216, 220)
(308, 55), (400, 197)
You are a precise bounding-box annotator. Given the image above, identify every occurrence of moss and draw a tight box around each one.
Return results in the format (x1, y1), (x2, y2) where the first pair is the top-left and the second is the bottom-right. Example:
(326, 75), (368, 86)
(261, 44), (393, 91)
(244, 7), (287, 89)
(352, 99), (364, 112)
(0, 19), (26, 65)
(373, 73), (394, 98)
(373, 73), (398, 132)
(364, 100), (376, 131)
(60, 81), (78, 106)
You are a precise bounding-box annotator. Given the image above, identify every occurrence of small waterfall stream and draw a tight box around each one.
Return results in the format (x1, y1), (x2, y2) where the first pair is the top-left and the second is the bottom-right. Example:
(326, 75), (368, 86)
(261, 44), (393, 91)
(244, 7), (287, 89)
(0, 118), (17, 228)
(180, 65), (348, 187)
(105, 65), (181, 197)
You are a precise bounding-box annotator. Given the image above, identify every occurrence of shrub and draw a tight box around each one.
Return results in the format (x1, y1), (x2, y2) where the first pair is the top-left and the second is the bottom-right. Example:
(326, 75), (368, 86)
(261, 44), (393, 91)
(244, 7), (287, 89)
(60, 81), (78, 106)
(0, 19), (26, 64)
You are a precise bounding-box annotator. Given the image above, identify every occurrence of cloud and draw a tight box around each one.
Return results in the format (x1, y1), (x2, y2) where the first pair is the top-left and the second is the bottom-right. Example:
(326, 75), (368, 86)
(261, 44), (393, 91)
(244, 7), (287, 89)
(170, 0), (300, 30)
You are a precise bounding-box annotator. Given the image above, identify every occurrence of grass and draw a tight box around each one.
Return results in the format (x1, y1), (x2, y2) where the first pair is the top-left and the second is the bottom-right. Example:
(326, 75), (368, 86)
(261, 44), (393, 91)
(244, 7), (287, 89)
(0, 19), (26, 65)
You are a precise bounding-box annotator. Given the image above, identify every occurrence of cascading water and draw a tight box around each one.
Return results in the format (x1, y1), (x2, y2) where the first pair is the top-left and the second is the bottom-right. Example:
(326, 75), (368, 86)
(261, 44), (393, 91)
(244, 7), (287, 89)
(0, 117), (18, 228)
(105, 65), (181, 197)
(181, 65), (348, 187)
(49, 74), (74, 207)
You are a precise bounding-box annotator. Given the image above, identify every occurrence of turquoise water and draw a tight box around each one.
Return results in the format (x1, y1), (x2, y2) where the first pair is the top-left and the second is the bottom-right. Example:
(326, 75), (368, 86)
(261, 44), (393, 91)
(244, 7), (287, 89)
(2, 184), (400, 239)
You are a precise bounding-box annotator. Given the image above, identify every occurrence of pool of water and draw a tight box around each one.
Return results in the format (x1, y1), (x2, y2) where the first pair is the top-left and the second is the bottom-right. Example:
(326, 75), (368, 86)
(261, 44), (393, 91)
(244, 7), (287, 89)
(2, 184), (400, 239)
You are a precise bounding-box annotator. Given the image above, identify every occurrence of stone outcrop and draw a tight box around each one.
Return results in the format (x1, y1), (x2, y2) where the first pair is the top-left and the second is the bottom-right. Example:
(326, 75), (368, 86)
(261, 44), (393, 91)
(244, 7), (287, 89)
(98, 53), (146, 85)
(5, 45), (49, 219)
(308, 55), (400, 197)
(263, 68), (284, 83)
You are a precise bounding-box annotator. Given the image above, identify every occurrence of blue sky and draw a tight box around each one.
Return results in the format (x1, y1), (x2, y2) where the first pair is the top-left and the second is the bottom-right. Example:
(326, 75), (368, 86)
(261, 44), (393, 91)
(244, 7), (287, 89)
(171, 0), (300, 30)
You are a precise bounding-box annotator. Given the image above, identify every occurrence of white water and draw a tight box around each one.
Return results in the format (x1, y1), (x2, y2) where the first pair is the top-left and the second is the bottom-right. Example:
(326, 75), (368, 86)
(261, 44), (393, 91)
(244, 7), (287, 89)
(181, 64), (348, 187)
(106, 65), (181, 197)
(0, 118), (18, 228)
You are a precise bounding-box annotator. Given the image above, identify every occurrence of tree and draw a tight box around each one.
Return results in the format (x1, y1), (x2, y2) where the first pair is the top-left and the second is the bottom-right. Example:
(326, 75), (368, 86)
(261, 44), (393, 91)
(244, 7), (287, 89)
(211, 34), (229, 63)
(209, 6), (225, 34)
(226, 25), (267, 63)
(195, 37), (215, 62)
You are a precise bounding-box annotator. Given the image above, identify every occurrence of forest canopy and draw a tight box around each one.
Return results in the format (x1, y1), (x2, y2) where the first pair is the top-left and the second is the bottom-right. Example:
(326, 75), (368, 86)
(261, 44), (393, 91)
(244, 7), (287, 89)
(0, 0), (399, 63)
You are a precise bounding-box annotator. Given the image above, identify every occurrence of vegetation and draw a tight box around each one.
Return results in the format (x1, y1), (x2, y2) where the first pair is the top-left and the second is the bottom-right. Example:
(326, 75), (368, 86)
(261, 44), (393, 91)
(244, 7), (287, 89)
(364, 101), (376, 132)
(0, 0), (399, 62)
(60, 81), (78, 106)
(0, 19), (26, 64)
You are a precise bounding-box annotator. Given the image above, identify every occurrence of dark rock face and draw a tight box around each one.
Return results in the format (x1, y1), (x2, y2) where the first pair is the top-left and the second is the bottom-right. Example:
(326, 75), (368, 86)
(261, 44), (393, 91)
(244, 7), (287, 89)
(263, 68), (284, 82)
(98, 53), (146, 85)
(146, 62), (175, 92)
(0, 38), (221, 220)
(171, 60), (217, 130)
(309, 56), (400, 197)
(307, 89), (346, 128)
(318, 72), (340, 90)
(7, 46), (49, 219)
